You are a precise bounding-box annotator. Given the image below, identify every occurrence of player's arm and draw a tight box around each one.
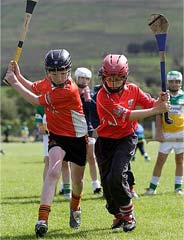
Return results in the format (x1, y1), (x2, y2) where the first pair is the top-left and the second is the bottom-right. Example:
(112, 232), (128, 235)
(130, 89), (170, 120)
(97, 90), (170, 123)
(129, 103), (170, 120)
(8, 61), (33, 91)
(153, 91), (170, 106)
(5, 70), (39, 105)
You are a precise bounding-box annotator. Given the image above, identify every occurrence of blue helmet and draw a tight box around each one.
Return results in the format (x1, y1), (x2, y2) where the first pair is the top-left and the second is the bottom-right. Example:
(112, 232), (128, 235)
(45, 49), (72, 72)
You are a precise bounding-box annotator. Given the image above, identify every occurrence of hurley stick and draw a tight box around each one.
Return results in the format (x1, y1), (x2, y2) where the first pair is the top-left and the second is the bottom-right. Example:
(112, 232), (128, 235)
(3, 0), (39, 85)
(148, 14), (172, 124)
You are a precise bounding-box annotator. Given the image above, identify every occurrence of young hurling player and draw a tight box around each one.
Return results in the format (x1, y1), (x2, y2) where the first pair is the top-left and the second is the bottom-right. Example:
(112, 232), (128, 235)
(5, 49), (88, 237)
(95, 54), (170, 232)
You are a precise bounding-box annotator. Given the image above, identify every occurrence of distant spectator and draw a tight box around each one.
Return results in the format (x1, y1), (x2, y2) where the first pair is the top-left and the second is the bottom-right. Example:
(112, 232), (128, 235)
(74, 67), (101, 194)
(21, 123), (29, 143)
(32, 128), (41, 142)
(132, 123), (151, 161)
(144, 70), (184, 195)
(3, 125), (11, 143)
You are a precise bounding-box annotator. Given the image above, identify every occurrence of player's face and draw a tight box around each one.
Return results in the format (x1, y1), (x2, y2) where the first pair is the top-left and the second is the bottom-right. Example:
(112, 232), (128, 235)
(48, 70), (70, 85)
(78, 76), (90, 88)
(168, 80), (182, 93)
(105, 75), (127, 90)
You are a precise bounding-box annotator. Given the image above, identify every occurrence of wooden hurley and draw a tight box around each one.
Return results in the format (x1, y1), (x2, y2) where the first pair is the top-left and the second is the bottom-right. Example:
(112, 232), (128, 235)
(3, 0), (39, 85)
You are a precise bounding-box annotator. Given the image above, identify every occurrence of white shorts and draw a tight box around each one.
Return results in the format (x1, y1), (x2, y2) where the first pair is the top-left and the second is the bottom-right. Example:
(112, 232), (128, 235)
(159, 131), (184, 154)
(43, 134), (49, 156)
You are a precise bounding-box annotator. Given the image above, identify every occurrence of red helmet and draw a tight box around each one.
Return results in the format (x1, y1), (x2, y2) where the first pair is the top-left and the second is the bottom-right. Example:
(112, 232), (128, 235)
(102, 54), (129, 77)
(102, 54), (129, 93)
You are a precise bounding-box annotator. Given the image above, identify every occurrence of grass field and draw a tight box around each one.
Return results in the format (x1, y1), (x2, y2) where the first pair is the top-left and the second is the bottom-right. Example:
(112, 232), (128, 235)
(0, 142), (183, 240)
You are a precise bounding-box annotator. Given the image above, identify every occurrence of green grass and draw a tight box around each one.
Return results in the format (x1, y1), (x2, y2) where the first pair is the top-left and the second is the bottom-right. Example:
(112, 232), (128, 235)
(0, 142), (184, 240)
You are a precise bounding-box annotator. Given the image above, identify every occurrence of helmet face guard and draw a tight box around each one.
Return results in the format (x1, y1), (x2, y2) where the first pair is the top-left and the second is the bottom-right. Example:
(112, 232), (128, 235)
(101, 54), (129, 93)
(103, 75), (127, 93)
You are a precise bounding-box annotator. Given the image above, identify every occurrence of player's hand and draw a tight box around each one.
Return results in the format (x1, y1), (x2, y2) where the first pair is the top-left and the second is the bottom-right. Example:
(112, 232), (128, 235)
(7, 60), (21, 78)
(160, 91), (170, 101)
(7, 61), (14, 72)
(154, 91), (170, 107)
(156, 101), (171, 114)
(5, 69), (18, 85)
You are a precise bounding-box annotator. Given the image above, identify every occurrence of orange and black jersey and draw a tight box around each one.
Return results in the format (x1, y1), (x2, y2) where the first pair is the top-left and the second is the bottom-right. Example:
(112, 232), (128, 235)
(32, 77), (87, 137)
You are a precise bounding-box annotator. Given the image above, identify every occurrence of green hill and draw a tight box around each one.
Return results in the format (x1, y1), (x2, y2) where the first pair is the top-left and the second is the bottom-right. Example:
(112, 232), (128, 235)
(1, 0), (183, 83)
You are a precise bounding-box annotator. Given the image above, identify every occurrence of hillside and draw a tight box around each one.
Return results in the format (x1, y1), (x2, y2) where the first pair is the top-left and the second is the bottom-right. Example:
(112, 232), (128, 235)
(1, 0), (183, 84)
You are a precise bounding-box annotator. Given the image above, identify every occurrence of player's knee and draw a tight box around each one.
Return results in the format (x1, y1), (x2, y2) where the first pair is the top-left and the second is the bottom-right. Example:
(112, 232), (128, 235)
(48, 168), (60, 180)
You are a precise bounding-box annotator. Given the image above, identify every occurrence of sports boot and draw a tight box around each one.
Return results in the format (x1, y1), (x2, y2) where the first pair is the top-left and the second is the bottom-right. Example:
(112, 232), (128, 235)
(69, 208), (81, 229)
(144, 188), (156, 195)
(35, 220), (48, 238)
(122, 213), (136, 232)
(112, 212), (136, 232)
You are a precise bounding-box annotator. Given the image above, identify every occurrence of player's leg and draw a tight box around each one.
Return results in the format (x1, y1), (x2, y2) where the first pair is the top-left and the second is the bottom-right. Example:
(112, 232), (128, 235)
(87, 138), (101, 194)
(139, 142), (151, 161)
(127, 165), (139, 199)
(144, 142), (173, 195)
(131, 145), (137, 161)
(144, 152), (168, 195)
(43, 156), (49, 181)
(43, 134), (49, 181)
(35, 146), (65, 237)
(174, 152), (184, 194)
(59, 161), (71, 199)
(110, 139), (136, 232)
(95, 135), (137, 232)
(69, 162), (85, 228)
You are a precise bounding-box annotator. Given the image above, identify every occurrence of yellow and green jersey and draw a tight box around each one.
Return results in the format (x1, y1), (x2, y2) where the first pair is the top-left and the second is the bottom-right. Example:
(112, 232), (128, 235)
(162, 90), (184, 133)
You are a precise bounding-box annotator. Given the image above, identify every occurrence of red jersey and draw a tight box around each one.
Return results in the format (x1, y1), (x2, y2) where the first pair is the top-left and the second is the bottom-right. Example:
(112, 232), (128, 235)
(32, 77), (87, 137)
(96, 82), (156, 139)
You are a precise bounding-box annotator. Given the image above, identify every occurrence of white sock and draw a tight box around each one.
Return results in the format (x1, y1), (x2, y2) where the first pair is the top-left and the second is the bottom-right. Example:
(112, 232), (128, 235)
(175, 176), (183, 185)
(92, 180), (101, 190)
(151, 176), (160, 185)
(60, 182), (63, 191)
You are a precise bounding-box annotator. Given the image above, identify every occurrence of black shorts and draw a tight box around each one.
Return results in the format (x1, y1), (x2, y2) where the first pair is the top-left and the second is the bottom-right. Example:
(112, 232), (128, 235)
(48, 132), (87, 166)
